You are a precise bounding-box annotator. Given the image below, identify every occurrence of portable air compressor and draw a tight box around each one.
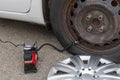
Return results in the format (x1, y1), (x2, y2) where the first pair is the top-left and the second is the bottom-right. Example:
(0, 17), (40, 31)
(24, 45), (38, 74)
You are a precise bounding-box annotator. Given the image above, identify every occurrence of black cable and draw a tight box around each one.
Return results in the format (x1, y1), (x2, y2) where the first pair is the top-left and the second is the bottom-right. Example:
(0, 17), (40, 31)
(0, 38), (79, 52)
(37, 43), (72, 52)
(0, 39), (25, 47)
(37, 41), (79, 52)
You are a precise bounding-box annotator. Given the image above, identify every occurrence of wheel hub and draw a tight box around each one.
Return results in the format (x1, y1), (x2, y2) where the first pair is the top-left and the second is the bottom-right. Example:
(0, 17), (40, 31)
(91, 18), (101, 27)
(74, 5), (117, 44)
(67, 0), (120, 52)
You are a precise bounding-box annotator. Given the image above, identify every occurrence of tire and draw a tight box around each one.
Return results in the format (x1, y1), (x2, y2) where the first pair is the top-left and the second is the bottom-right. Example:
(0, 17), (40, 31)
(50, 0), (120, 63)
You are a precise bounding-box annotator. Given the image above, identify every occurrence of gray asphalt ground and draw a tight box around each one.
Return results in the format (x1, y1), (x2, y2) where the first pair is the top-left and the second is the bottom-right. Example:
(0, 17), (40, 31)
(0, 19), (71, 80)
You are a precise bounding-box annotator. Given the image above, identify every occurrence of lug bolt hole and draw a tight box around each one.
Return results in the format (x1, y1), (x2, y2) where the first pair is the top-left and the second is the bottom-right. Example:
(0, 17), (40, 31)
(111, 0), (118, 7)
(94, 71), (97, 73)
(104, 43), (109, 46)
(99, 29), (103, 32)
(81, 0), (85, 2)
(99, 26), (104, 32)
(118, 10), (120, 15)
(86, 17), (90, 21)
(98, 15), (103, 21)
(70, 20), (73, 25)
(98, 17), (102, 20)
(79, 73), (82, 77)
(74, 3), (78, 8)
(82, 68), (85, 71)
(119, 32), (120, 35)
(112, 39), (118, 42)
(87, 26), (93, 32)
(87, 29), (91, 32)
(86, 14), (92, 21)
(93, 75), (98, 78)
(71, 11), (74, 16)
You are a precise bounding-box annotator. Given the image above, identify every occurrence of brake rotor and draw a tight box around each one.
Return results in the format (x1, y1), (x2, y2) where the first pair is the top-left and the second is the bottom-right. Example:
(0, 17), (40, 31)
(66, 0), (120, 53)
(47, 55), (120, 80)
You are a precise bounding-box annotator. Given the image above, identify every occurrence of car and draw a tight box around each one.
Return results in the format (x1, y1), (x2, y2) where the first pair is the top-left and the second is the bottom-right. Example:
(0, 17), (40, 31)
(0, 0), (120, 63)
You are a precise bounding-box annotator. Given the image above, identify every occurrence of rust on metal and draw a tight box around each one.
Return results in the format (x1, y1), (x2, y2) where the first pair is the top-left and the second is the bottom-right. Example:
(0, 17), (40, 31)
(62, 0), (120, 54)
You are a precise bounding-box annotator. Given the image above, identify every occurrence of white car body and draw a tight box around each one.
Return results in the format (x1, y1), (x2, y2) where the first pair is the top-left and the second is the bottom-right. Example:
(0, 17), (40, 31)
(0, 0), (46, 25)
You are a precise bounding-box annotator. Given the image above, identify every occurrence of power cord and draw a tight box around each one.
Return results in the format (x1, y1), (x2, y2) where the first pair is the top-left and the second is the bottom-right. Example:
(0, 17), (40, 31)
(0, 38), (79, 52)
(0, 38), (80, 74)
(0, 39), (25, 47)
(37, 42), (75, 52)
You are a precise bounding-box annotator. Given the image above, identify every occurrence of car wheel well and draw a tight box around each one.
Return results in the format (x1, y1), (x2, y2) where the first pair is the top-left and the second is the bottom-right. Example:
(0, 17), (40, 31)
(42, 0), (53, 30)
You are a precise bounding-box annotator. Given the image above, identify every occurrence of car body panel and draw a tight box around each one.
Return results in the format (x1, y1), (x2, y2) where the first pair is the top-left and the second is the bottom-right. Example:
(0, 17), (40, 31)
(0, 0), (31, 13)
(0, 0), (46, 25)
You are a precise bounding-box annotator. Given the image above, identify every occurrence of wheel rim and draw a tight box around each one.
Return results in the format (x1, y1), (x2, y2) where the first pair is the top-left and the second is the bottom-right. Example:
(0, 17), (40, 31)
(47, 55), (120, 80)
(64, 0), (120, 54)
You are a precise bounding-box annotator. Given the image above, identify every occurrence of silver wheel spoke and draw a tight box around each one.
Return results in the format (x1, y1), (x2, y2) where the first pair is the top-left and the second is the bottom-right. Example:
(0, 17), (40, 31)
(99, 74), (120, 80)
(88, 56), (100, 69)
(70, 56), (83, 69)
(54, 63), (77, 74)
(96, 63), (117, 72)
(48, 74), (75, 80)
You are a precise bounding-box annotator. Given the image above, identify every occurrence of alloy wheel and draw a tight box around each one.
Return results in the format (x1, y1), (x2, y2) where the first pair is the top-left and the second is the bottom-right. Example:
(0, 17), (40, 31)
(48, 55), (120, 80)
